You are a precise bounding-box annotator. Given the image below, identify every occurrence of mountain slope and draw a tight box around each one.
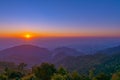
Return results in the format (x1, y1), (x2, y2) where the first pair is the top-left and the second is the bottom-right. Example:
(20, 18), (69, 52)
(96, 45), (120, 55)
(94, 45), (120, 74)
(52, 47), (84, 57)
(50, 47), (84, 63)
(55, 54), (107, 73)
(54, 45), (120, 74)
(0, 45), (51, 65)
(1, 44), (120, 74)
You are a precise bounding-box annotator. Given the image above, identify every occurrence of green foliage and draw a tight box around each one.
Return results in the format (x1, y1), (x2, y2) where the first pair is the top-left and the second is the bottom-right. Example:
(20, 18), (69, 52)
(79, 75), (91, 80)
(0, 75), (7, 80)
(52, 74), (66, 80)
(71, 71), (81, 80)
(2, 62), (120, 80)
(93, 73), (110, 80)
(89, 69), (94, 80)
(22, 74), (35, 80)
(112, 72), (120, 80)
(8, 71), (23, 79)
(95, 53), (120, 75)
(57, 66), (68, 76)
(52, 73), (71, 80)
(18, 63), (27, 75)
(33, 63), (56, 80)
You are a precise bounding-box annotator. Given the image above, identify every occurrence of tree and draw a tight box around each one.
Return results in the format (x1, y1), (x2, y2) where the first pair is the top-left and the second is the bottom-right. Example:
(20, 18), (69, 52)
(112, 72), (120, 80)
(21, 74), (35, 80)
(52, 74), (65, 80)
(89, 69), (94, 80)
(18, 63), (27, 71)
(8, 71), (23, 79)
(0, 75), (7, 80)
(94, 73), (110, 80)
(4, 67), (12, 79)
(33, 63), (56, 80)
(57, 67), (68, 76)
(79, 75), (90, 80)
(71, 71), (81, 80)
(52, 73), (71, 80)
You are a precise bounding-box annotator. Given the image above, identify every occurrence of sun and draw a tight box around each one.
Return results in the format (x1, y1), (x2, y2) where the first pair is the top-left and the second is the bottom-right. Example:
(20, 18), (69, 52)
(24, 34), (32, 39)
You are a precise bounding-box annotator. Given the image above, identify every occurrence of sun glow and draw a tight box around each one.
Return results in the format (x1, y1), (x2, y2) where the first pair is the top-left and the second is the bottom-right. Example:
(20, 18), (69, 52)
(24, 34), (32, 39)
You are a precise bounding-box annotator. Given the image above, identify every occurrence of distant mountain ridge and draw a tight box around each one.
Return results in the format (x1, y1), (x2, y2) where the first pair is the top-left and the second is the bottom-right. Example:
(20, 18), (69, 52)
(0, 45), (51, 66)
(55, 45), (120, 74)
(52, 47), (84, 57)
(96, 45), (120, 55)
(0, 44), (120, 74)
(0, 44), (84, 66)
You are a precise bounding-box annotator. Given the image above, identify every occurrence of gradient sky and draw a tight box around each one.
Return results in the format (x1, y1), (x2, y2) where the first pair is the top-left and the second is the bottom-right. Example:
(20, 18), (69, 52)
(0, 0), (120, 37)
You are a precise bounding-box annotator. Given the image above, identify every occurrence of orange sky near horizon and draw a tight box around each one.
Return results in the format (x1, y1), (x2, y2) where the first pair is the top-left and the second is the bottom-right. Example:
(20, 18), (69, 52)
(0, 23), (120, 38)
(0, 31), (120, 38)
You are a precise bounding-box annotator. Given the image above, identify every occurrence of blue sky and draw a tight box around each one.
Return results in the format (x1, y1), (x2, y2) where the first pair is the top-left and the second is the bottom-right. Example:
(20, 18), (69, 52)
(0, 0), (120, 37)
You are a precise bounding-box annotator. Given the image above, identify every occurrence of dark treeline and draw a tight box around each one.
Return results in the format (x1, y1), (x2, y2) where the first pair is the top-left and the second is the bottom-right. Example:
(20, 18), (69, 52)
(0, 62), (120, 80)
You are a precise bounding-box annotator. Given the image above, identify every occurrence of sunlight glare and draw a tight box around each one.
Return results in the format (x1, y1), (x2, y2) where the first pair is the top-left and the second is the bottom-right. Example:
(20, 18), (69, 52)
(24, 34), (32, 39)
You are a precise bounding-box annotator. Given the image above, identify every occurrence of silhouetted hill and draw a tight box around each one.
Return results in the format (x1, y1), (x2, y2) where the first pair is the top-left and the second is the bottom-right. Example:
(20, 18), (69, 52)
(0, 45), (51, 66)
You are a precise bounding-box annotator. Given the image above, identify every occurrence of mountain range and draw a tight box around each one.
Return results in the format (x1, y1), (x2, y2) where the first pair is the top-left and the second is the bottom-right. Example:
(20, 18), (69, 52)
(55, 45), (120, 74)
(0, 45), (83, 66)
(0, 44), (120, 74)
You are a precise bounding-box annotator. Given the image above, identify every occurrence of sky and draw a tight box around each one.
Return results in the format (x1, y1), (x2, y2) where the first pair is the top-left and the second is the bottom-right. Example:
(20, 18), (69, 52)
(0, 0), (120, 38)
